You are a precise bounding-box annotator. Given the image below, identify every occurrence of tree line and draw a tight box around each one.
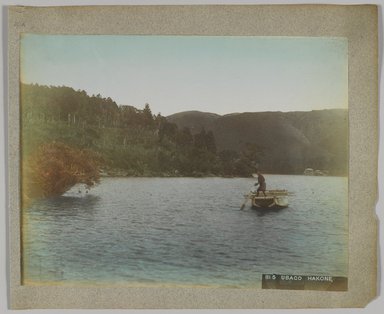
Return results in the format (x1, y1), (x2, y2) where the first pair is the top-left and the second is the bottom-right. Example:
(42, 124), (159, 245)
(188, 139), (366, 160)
(21, 83), (262, 200)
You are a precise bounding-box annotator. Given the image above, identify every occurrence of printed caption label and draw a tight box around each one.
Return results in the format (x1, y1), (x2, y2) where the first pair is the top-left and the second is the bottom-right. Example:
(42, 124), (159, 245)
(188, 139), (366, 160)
(262, 274), (348, 291)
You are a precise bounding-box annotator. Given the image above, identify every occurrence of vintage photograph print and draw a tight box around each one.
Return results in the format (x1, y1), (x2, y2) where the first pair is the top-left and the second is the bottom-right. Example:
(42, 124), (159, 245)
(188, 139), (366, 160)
(20, 35), (348, 291)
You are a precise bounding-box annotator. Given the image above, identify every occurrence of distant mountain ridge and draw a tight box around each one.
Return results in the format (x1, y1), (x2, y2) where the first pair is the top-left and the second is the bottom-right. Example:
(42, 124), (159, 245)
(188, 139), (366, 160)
(167, 109), (348, 175)
(166, 111), (221, 133)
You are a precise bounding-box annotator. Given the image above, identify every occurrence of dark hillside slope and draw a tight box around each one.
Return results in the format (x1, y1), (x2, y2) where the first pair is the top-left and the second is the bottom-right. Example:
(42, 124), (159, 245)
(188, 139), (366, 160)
(167, 109), (348, 175)
(285, 110), (348, 175)
(167, 111), (220, 133)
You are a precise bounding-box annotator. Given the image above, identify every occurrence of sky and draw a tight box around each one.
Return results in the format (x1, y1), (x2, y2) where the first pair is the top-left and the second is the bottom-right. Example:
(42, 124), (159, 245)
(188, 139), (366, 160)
(20, 35), (348, 116)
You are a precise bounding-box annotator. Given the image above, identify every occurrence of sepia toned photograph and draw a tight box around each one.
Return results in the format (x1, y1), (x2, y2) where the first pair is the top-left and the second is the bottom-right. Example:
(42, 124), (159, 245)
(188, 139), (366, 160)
(19, 34), (349, 290)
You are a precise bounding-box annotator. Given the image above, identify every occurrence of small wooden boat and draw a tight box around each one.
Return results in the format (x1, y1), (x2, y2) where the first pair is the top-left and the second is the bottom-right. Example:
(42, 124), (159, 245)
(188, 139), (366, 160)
(247, 190), (289, 209)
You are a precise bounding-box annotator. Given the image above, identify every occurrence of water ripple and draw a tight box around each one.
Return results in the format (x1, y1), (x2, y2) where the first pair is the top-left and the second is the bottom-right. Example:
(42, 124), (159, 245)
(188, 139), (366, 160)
(23, 176), (348, 286)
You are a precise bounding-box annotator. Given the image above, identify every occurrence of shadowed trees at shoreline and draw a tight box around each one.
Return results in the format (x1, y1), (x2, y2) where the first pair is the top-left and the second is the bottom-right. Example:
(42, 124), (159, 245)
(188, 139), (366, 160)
(22, 142), (102, 206)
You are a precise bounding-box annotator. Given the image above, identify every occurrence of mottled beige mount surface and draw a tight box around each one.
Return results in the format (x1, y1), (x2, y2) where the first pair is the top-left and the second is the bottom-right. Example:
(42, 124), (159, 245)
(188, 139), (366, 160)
(8, 4), (378, 309)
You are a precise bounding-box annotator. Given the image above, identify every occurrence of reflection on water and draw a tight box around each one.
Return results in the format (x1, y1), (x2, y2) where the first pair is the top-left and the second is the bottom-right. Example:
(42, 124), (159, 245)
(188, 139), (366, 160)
(22, 176), (348, 287)
(252, 207), (285, 217)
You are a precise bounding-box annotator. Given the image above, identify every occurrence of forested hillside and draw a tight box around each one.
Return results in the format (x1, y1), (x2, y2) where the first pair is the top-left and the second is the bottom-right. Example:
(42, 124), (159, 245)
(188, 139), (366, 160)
(168, 109), (348, 175)
(21, 84), (221, 182)
(21, 83), (348, 194)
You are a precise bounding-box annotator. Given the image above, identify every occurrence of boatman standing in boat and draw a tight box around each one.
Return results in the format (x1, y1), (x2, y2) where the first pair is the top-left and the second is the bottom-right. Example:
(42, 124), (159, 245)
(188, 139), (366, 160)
(254, 170), (267, 197)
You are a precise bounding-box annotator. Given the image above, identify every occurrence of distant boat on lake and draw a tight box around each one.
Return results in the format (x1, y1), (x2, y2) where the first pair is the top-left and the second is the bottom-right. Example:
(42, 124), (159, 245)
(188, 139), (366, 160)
(303, 168), (328, 176)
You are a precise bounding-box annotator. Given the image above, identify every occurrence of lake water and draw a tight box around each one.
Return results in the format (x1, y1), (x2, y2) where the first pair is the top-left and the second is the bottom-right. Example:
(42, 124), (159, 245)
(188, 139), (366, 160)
(22, 175), (348, 288)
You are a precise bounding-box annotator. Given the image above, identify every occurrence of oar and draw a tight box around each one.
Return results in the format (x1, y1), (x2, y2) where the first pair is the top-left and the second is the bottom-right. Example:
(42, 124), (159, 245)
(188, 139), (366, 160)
(240, 193), (251, 210)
